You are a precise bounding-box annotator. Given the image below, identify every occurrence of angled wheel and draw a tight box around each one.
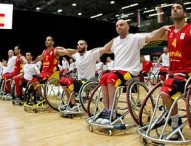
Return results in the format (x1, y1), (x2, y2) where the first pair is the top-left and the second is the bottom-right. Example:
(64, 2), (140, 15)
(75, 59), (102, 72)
(44, 78), (63, 111)
(11, 80), (16, 100)
(24, 82), (34, 104)
(126, 79), (149, 125)
(87, 83), (103, 117)
(186, 87), (191, 130)
(139, 83), (162, 127)
(78, 81), (98, 113)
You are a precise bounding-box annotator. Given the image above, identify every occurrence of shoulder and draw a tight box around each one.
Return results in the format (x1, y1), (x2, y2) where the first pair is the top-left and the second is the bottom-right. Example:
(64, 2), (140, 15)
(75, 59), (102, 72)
(42, 49), (46, 53)
(73, 52), (79, 56)
(72, 52), (78, 58)
(134, 33), (147, 38)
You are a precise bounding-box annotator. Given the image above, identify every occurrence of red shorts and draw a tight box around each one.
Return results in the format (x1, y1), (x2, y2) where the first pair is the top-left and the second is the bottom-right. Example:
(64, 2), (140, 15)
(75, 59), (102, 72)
(160, 74), (186, 99)
(60, 77), (84, 93)
(159, 66), (168, 73)
(60, 77), (74, 86)
(2, 71), (19, 93)
(2, 71), (18, 80)
(32, 72), (52, 82)
(100, 70), (132, 87)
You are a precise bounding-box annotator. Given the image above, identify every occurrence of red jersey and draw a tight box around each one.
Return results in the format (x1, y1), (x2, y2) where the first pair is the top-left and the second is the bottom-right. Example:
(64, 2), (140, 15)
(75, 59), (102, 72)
(142, 60), (152, 73)
(41, 48), (59, 73)
(14, 54), (23, 74)
(168, 24), (191, 74)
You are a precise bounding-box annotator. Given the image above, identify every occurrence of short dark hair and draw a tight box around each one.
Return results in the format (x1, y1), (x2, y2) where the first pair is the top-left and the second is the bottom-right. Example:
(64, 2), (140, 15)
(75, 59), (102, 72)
(15, 45), (21, 50)
(173, 1), (187, 12)
(47, 35), (54, 42)
(26, 52), (33, 57)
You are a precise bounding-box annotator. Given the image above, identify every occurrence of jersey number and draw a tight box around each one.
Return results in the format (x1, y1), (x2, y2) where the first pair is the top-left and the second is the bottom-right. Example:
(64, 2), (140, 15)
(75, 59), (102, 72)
(172, 38), (176, 48)
(46, 56), (49, 61)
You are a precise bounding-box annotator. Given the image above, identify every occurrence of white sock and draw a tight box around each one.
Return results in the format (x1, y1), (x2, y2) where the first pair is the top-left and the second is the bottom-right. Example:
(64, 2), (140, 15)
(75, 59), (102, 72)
(171, 114), (179, 128)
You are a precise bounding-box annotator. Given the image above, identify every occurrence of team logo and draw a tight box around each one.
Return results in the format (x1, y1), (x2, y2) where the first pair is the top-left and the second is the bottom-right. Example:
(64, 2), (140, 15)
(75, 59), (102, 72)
(180, 33), (185, 40)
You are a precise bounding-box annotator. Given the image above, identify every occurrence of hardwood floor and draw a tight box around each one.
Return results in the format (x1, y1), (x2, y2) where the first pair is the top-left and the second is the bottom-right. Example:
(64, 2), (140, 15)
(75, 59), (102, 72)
(0, 100), (190, 146)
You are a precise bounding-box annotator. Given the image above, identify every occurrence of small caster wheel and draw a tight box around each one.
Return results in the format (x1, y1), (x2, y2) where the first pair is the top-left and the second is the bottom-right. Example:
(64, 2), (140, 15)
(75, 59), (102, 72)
(159, 105), (164, 111)
(152, 141), (164, 146)
(63, 114), (68, 118)
(33, 109), (37, 113)
(12, 100), (15, 105)
(108, 130), (112, 136)
(143, 138), (147, 145)
(147, 116), (151, 122)
(89, 126), (93, 132)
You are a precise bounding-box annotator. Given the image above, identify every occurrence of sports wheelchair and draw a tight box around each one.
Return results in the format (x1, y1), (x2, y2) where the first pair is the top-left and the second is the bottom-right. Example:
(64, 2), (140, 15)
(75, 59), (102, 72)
(87, 77), (149, 135)
(57, 79), (99, 118)
(0, 78), (13, 100)
(43, 69), (99, 118)
(137, 73), (191, 145)
(23, 71), (60, 113)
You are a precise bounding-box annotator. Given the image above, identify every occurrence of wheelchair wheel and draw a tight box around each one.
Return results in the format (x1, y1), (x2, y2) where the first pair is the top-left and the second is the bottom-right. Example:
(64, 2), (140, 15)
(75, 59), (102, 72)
(11, 80), (16, 99)
(186, 87), (191, 130)
(78, 81), (98, 113)
(0, 79), (5, 94)
(148, 72), (157, 85)
(126, 79), (149, 125)
(44, 78), (63, 111)
(139, 83), (162, 127)
(24, 82), (35, 104)
(87, 83), (103, 117)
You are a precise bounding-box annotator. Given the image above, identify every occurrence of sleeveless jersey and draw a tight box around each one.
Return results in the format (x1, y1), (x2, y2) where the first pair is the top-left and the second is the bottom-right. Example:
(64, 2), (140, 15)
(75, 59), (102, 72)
(41, 48), (58, 73)
(14, 54), (23, 74)
(161, 53), (169, 67)
(168, 24), (191, 74)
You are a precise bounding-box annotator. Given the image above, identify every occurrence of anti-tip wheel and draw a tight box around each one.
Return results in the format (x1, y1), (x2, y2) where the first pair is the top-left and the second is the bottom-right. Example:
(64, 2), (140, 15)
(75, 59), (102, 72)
(33, 109), (38, 113)
(89, 126), (93, 132)
(143, 138), (147, 145)
(108, 130), (112, 136)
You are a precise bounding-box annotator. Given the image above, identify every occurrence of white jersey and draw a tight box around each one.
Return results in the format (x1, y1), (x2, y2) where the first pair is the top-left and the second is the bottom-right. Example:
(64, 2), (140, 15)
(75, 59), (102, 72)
(96, 62), (104, 74)
(3, 56), (16, 73)
(111, 34), (147, 76)
(72, 49), (100, 80)
(69, 62), (76, 71)
(161, 53), (169, 67)
(2, 66), (6, 74)
(36, 61), (42, 69)
(0, 62), (3, 75)
(107, 60), (114, 70)
(103, 64), (108, 71)
(62, 60), (69, 70)
(22, 63), (40, 80)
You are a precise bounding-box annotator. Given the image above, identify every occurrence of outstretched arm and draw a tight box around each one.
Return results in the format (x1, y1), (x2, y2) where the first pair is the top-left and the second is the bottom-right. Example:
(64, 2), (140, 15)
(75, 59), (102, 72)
(21, 56), (27, 64)
(34, 54), (42, 64)
(99, 39), (114, 56)
(55, 47), (77, 57)
(145, 25), (171, 43)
